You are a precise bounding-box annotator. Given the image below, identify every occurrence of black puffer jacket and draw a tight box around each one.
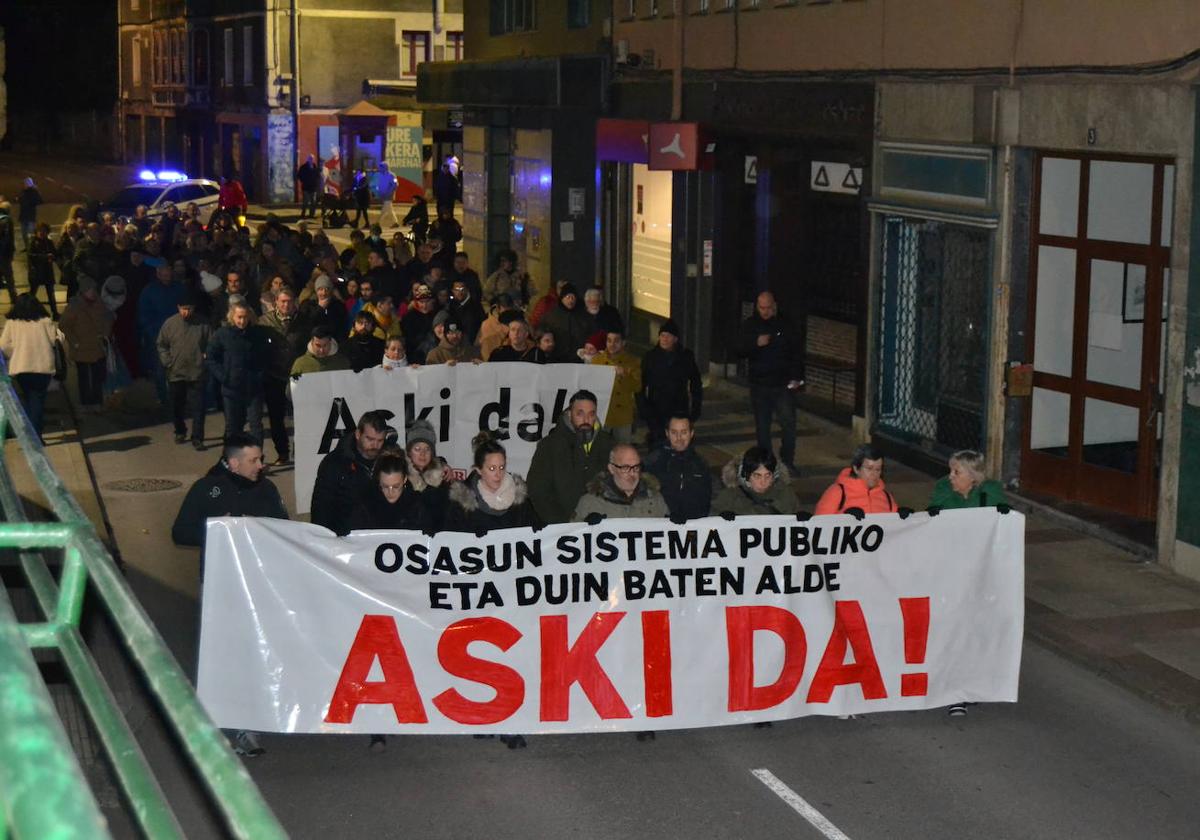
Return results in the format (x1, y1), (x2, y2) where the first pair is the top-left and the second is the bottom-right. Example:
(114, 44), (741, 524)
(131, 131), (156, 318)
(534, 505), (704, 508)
(408, 456), (453, 529)
(349, 483), (431, 532)
(643, 443), (712, 521)
(444, 472), (534, 533)
(311, 434), (376, 536)
(205, 323), (269, 397)
(172, 461), (289, 548)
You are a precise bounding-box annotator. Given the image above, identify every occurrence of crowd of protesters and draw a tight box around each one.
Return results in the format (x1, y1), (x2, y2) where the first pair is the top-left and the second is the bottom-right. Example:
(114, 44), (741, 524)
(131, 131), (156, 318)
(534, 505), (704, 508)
(0, 170), (1012, 758)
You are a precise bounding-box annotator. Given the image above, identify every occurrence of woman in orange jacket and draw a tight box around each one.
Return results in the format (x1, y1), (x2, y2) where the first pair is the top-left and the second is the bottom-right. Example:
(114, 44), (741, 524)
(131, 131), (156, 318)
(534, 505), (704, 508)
(814, 444), (897, 515)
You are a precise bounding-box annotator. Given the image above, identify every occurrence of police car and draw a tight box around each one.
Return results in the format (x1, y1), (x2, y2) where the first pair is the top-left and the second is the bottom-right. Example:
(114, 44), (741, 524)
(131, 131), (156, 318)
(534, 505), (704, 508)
(101, 170), (222, 225)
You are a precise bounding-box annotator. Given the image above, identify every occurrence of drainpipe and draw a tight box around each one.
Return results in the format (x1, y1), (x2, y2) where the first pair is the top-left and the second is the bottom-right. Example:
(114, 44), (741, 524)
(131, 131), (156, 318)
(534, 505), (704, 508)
(290, 0), (300, 198)
(671, 1), (684, 121)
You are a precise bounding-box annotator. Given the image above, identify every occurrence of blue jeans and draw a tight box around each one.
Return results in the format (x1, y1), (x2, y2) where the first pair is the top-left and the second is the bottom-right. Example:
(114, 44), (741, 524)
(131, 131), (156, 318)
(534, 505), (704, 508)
(14, 373), (51, 436)
(750, 384), (797, 467)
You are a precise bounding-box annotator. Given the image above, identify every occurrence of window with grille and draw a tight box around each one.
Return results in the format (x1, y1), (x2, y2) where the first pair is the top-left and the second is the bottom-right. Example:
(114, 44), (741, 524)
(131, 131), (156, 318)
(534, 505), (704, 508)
(490, 0), (536, 34)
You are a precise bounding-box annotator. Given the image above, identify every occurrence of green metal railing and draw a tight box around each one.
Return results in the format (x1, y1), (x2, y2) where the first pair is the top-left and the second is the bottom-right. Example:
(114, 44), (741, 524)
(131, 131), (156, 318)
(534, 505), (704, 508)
(0, 360), (287, 839)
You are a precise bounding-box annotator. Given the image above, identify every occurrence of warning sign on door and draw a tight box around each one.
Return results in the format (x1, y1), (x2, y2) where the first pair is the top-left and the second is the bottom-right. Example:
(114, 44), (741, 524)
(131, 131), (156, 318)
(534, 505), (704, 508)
(811, 161), (863, 195)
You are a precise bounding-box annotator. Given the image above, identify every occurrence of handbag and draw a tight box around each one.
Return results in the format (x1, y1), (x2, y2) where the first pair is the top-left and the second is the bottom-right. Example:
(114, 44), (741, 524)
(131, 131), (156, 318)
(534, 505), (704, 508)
(53, 339), (68, 382)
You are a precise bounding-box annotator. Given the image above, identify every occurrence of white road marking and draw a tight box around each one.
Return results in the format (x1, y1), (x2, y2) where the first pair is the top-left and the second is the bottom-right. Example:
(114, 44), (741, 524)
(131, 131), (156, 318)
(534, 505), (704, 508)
(751, 768), (852, 840)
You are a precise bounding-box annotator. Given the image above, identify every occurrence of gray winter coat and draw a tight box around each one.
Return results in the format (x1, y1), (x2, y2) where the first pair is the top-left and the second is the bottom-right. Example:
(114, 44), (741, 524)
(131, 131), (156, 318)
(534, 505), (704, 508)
(571, 472), (669, 522)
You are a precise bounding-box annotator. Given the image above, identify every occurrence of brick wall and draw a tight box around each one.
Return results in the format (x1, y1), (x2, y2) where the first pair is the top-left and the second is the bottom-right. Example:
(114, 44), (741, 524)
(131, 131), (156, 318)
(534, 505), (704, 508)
(805, 315), (858, 408)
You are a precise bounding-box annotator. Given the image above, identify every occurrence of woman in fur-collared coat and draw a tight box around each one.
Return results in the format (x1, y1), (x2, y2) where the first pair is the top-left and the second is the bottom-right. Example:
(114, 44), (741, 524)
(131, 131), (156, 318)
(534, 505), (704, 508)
(444, 433), (535, 533)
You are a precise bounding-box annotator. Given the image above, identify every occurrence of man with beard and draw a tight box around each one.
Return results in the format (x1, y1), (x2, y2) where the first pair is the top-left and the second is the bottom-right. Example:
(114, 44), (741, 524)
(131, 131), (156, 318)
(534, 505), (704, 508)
(527, 389), (614, 525)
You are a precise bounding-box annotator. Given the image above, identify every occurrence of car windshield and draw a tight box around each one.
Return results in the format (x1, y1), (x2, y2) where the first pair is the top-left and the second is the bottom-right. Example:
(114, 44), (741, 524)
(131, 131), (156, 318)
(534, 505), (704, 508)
(105, 186), (164, 208)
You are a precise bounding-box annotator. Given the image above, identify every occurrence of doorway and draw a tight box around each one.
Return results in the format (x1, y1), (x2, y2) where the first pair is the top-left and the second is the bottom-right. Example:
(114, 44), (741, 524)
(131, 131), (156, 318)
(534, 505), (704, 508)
(1023, 153), (1172, 519)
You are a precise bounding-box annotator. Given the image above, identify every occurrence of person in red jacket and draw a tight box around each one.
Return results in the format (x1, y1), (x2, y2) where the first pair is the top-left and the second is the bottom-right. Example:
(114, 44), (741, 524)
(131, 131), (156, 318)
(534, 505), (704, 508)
(814, 444), (897, 515)
(217, 174), (249, 218)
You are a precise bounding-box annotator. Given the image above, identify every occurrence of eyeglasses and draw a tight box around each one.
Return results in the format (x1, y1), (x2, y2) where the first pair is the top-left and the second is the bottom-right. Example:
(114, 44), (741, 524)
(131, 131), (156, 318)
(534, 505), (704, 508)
(610, 463), (642, 474)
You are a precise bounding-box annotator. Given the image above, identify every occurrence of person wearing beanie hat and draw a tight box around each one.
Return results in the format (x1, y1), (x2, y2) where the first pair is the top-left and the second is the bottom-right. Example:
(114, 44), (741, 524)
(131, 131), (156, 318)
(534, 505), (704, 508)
(639, 318), (703, 448)
(425, 316), (482, 366)
(405, 418), (452, 528)
(577, 329), (607, 363)
(314, 274), (334, 291)
(539, 281), (591, 362)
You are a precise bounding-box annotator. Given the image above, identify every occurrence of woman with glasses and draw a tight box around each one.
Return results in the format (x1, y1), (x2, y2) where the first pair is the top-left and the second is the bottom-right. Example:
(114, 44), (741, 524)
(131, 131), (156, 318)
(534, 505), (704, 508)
(714, 445), (799, 516)
(445, 431), (534, 534)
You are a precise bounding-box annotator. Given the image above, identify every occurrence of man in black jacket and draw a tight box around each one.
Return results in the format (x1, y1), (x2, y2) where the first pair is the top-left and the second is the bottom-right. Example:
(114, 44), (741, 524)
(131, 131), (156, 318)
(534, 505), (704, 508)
(640, 319), (703, 448)
(643, 415), (712, 521)
(206, 302), (269, 443)
(295, 154), (322, 219)
(310, 410), (391, 535)
(737, 291), (805, 475)
(171, 433), (289, 549)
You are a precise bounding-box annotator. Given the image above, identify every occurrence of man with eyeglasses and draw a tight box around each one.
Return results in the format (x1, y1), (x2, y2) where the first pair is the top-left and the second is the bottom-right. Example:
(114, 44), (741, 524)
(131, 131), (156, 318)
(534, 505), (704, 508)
(571, 443), (668, 522)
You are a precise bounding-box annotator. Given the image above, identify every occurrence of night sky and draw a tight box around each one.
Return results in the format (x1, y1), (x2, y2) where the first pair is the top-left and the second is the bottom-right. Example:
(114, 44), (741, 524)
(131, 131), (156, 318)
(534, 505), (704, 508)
(1, 0), (117, 115)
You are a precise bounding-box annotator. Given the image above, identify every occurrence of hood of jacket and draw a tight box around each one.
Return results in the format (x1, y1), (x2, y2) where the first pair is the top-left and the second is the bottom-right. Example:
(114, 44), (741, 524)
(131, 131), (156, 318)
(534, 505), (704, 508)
(583, 471), (662, 506)
(448, 471), (528, 514)
(720, 457), (794, 504)
(407, 456), (450, 492)
(306, 336), (339, 358)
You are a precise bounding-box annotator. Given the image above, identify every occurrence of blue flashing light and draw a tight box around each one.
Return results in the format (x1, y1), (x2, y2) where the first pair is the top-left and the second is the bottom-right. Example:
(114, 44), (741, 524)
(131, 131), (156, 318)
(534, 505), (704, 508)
(538, 172), (552, 188)
(156, 170), (187, 182)
(138, 169), (157, 181)
(513, 222), (525, 235)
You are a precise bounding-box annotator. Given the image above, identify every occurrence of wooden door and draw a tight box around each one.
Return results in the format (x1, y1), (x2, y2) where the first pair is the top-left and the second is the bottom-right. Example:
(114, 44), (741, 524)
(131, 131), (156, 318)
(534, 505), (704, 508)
(1022, 153), (1172, 519)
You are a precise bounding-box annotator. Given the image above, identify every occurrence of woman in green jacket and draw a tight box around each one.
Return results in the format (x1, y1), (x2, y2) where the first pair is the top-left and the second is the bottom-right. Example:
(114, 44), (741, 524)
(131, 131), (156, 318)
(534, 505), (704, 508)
(928, 450), (1007, 510)
(714, 446), (799, 516)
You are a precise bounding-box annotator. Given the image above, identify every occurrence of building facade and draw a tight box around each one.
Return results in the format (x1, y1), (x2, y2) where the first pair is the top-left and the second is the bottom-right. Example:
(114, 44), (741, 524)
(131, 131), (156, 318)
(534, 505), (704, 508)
(616, 0), (1200, 580)
(119, 0), (464, 204)
(419, 0), (610, 304)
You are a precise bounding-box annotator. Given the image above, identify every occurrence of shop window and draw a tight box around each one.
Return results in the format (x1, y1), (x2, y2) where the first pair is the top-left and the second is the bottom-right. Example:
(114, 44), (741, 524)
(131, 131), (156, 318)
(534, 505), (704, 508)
(403, 31), (430, 75)
(631, 163), (673, 319)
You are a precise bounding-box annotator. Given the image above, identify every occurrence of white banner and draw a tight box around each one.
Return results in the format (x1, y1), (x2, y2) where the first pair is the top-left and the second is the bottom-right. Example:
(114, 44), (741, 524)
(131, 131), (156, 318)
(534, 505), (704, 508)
(197, 510), (1025, 734)
(290, 364), (615, 513)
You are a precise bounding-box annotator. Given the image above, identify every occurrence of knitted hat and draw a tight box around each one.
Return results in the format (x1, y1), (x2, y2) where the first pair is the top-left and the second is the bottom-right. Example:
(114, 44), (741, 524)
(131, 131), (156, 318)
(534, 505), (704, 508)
(660, 319), (681, 337)
(432, 309), (451, 328)
(406, 419), (437, 454)
(314, 274), (334, 291)
(586, 330), (608, 350)
(559, 283), (579, 301)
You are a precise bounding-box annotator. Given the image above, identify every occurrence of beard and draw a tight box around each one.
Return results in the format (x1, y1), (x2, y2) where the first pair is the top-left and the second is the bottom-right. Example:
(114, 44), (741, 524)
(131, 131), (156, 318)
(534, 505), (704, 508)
(575, 424), (595, 444)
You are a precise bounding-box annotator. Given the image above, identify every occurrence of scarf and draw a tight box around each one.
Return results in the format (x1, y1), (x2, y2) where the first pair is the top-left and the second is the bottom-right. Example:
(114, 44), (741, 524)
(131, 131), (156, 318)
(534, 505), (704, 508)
(381, 353), (408, 370)
(477, 472), (516, 511)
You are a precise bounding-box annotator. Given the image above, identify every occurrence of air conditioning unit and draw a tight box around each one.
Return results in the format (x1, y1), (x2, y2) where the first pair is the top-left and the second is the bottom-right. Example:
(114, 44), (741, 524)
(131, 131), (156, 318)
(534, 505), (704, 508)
(615, 39), (630, 64)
